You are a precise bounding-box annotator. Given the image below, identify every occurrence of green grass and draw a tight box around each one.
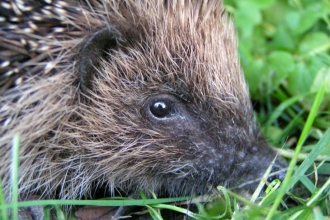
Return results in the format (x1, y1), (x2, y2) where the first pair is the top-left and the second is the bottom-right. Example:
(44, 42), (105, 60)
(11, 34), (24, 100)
(1, 0), (330, 219)
(224, 0), (330, 219)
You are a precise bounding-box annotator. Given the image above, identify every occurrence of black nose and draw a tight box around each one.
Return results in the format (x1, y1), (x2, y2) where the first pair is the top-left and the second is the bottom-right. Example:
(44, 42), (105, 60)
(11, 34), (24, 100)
(267, 157), (287, 183)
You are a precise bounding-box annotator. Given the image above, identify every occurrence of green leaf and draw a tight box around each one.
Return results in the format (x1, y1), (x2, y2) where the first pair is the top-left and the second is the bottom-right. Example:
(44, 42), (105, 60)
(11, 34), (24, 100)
(286, 62), (313, 95)
(299, 32), (329, 54)
(271, 26), (296, 51)
(246, 0), (276, 9)
(295, 2), (327, 35)
(285, 11), (301, 32)
(268, 51), (294, 89)
(244, 59), (265, 97)
(235, 3), (262, 37)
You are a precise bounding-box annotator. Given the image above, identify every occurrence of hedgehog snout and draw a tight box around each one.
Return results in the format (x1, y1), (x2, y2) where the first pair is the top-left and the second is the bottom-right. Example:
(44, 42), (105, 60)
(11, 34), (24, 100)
(267, 157), (287, 184)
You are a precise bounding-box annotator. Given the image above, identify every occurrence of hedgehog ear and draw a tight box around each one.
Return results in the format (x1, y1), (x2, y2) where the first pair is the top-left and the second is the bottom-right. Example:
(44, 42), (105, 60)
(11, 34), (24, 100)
(78, 27), (118, 93)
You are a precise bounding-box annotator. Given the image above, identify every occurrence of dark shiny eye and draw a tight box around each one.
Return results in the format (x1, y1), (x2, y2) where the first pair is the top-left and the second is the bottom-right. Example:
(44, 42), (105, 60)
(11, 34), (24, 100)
(150, 101), (172, 118)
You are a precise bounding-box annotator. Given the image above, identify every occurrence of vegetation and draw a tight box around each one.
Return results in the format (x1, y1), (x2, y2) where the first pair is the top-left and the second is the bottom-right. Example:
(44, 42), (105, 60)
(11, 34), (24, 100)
(225, 0), (330, 147)
(222, 0), (330, 219)
(1, 0), (329, 219)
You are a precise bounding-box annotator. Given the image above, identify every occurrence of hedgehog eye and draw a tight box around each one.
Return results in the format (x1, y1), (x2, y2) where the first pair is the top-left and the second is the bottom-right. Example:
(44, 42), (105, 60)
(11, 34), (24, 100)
(150, 101), (173, 118)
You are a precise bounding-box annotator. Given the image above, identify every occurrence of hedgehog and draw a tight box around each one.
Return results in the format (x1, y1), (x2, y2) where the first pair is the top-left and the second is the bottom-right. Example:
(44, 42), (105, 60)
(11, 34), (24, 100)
(0, 0), (287, 218)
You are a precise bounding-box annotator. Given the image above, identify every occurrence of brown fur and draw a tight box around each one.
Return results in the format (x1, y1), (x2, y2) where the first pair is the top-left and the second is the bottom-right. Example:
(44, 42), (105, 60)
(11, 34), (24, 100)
(0, 0), (286, 204)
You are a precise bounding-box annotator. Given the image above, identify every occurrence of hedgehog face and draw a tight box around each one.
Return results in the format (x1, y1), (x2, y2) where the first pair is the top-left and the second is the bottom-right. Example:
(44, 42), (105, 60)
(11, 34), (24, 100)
(72, 1), (288, 197)
(78, 47), (286, 198)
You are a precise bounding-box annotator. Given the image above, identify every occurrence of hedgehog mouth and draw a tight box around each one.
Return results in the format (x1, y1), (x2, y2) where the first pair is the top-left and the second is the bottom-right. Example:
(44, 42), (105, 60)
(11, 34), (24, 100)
(229, 161), (287, 194)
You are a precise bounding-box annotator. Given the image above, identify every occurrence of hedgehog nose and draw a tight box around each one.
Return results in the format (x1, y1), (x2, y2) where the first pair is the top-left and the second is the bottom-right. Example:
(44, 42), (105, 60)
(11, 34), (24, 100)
(267, 158), (287, 183)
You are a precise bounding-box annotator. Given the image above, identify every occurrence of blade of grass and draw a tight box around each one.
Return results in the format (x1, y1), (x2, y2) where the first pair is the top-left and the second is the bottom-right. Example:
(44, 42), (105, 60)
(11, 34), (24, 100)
(265, 80), (327, 220)
(299, 175), (316, 194)
(6, 197), (192, 209)
(300, 177), (329, 213)
(275, 110), (304, 144)
(288, 177), (330, 220)
(216, 186), (232, 218)
(276, 148), (330, 162)
(0, 177), (8, 220)
(149, 204), (200, 219)
(140, 190), (162, 219)
(312, 206), (325, 220)
(251, 157), (276, 203)
(288, 128), (330, 189)
(265, 93), (309, 127)
(145, 205), (164, 220)
(262, 127), (330, 207)
(11, 134), (20, 220)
